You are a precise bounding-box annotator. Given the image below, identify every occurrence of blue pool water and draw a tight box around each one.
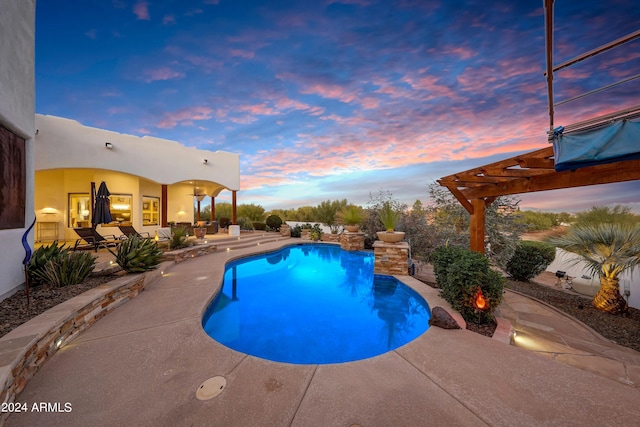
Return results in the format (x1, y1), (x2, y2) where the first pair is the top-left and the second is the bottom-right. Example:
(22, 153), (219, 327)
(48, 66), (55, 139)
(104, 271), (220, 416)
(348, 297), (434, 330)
(202, 244), (431, 364)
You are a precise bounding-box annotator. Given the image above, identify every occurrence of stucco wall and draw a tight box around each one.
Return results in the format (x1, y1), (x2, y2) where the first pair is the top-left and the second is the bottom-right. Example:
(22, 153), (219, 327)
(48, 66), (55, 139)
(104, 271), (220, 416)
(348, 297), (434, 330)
(35, 115), (240, 191)
(546, 248), (639, 310)
(0, 0), (36, 299)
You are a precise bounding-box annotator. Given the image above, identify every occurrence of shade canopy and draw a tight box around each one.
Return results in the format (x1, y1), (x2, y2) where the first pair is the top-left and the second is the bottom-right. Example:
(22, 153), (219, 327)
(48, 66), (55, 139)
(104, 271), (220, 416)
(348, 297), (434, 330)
(553, 118), (640, 172)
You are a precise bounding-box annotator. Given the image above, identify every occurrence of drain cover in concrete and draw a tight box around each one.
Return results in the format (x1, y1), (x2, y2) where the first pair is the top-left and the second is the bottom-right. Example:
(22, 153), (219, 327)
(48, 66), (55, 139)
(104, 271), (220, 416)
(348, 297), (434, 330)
(196, 376), (227, 400)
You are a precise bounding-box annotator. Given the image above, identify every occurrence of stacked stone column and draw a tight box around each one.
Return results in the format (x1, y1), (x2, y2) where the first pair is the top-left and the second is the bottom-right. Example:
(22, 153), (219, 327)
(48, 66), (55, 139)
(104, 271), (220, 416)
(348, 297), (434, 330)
(340, 232), (364, 251)
(373, 240), (409, 275)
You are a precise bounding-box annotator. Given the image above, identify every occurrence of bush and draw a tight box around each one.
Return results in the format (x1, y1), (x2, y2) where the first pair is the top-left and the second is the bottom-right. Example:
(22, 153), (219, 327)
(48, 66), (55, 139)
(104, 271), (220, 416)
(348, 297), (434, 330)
(266, 214), (283, 231)
(506, 240), (556, 282)
(27, 241), (70, 286)
(309, 224), (323, 241)
(429, 245), (467, 288)
(253, 222), (267, 231)
(169, 227), (190, 250)
(238, 217), (254, 231)
(290, 225), (302, 238)
(436, 247), (504, 324)
(34, 251), (97, 288)
(219, 217), (231, 229)
(109, 235), (163, 273)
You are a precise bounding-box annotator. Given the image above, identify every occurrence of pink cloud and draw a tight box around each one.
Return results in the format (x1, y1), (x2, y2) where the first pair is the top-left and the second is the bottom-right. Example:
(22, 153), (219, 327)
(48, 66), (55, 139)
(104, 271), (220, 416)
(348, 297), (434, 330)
(229, 49), (255, 59)
(133, 2), (150, 20)
(142, 67), (185, 83)
(163, 15), (175, 25)
(156, 106), (214, 129)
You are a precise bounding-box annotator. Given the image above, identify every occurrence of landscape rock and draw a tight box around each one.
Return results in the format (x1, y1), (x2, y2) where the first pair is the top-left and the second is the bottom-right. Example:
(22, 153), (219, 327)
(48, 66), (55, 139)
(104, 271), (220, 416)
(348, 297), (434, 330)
(429, 306), (462, 329)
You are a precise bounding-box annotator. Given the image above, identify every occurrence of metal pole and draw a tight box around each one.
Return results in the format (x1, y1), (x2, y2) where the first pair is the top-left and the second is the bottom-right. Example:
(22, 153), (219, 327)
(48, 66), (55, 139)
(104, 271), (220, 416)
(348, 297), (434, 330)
(544, 0), (555, 134)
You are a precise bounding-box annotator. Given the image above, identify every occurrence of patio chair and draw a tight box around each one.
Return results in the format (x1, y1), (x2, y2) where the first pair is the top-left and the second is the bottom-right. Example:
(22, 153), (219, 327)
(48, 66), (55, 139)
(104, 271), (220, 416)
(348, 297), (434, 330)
(118, 224), (151, 240)
(153, 227), (172, 249)
(73, 227), (120, 252)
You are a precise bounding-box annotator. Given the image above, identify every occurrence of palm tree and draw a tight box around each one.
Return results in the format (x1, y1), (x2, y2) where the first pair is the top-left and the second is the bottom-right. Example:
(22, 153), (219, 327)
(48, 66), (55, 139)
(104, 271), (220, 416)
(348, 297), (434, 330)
(548, 223), (640, 314)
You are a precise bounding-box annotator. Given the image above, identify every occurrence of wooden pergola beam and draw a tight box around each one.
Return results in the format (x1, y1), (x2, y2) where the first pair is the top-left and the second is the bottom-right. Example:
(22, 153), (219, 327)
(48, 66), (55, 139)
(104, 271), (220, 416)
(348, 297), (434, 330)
(461, 158), (640, 200)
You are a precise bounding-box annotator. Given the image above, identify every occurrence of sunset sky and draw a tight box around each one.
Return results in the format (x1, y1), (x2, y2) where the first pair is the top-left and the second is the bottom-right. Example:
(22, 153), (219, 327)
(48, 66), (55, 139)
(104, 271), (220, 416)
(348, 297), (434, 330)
(35, 1), (640, 212)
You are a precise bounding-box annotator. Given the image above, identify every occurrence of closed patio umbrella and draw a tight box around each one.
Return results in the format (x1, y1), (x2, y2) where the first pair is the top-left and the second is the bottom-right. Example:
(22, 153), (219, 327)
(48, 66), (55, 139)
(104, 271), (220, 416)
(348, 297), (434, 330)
(92, 181), (113, 228)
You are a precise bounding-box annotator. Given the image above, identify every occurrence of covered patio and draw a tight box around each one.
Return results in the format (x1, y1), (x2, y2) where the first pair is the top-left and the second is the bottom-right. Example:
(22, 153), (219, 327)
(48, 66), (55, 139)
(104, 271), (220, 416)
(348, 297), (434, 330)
(33, 114), (240, 242)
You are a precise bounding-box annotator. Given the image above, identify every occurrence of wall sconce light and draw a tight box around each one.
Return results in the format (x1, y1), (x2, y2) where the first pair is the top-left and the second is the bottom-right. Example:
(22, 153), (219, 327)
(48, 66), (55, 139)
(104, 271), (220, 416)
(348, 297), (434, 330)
(105, 142), (113, 149)
(203, 159), (208, 164)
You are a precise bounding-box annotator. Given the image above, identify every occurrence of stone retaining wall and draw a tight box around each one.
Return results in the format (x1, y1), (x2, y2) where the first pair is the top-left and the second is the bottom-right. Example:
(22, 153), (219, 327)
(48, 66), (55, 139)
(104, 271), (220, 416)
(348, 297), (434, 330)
(161, 242), (217, 263)
(0, 262), (170, 423)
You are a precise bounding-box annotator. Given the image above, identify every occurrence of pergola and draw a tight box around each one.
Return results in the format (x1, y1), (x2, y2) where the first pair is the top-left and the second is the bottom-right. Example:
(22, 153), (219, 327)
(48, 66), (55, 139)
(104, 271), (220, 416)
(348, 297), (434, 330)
(438, 1), (640, 254)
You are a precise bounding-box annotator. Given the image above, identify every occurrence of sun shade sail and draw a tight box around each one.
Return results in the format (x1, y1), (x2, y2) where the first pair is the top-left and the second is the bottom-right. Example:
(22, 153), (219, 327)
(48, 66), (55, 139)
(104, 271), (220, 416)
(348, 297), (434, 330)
(553, 118), (640, 171)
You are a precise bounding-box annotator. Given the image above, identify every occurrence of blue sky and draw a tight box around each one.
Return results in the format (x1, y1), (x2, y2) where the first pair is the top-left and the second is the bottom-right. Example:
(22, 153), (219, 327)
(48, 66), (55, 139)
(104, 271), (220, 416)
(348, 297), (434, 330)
(35, 0), (640, 212)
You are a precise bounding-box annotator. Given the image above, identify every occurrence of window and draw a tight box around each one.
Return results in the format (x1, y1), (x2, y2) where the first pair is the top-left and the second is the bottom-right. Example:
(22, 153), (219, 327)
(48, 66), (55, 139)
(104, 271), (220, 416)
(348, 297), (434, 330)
(142, 196), (160, 226)
(69, 193), (91, 228)
(109, 194), (133, 226)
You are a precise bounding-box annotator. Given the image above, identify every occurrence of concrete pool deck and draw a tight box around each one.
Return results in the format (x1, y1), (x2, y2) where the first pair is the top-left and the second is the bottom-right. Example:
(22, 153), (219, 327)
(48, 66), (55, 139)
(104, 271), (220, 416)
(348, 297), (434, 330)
(7, 239), (640, 426)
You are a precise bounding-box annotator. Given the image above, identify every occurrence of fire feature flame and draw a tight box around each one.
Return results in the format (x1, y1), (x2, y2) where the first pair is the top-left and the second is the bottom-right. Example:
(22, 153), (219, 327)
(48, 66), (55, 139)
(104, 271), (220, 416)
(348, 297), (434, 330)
(474, 288), (487, 310)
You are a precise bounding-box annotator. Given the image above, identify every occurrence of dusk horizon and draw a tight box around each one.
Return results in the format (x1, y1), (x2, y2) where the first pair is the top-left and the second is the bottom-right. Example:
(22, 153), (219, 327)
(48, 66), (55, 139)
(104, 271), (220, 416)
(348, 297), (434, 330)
(35, 1), (640, 213)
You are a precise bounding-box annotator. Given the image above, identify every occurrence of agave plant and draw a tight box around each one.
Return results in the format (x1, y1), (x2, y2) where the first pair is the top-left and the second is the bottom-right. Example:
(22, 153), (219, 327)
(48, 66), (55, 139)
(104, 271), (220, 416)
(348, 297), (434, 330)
(109, 235), (163, 273)
(379, 201), (401, 232)
(548, 223), (640, 314)
(170, 227), (190, 249)
(336, 205), (365, 226)
(37, 251), (97, 288)
(28, 241), (70, 286)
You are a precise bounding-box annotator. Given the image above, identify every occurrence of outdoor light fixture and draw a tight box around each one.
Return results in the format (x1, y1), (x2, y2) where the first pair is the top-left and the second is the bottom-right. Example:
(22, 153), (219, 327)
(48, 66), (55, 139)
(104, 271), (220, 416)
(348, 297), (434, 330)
(203, 159), (208, 164)
(105, 142), (113, 149)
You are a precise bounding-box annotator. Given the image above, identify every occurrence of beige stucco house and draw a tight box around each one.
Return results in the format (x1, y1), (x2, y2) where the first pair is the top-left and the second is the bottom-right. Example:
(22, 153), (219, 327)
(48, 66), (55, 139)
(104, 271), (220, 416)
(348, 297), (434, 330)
(34, 114), (240, 242)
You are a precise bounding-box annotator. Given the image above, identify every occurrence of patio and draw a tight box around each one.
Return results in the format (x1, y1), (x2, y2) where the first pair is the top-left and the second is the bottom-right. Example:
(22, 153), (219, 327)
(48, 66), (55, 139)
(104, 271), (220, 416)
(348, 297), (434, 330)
(6, 239), (640, 426)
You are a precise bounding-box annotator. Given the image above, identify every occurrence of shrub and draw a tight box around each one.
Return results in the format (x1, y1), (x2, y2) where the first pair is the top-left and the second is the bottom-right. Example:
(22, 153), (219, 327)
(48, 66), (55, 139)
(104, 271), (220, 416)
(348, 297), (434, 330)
(436, 247), (504, 324)
(109, 235), (163, 273)
(506, 240), (556, 282)
(219, 217), (231, 229)
(27, 241), (71, 286)
(429, 245), (467, 288)
(35, 251), (97, 288)
(309, 224), (323, 241)
(290, 225), (302, 238)
(238, 217), (254, 231)
(169, 227), (190, 250)
(253, 222), (267, 231)
(266, 214), (283, 231)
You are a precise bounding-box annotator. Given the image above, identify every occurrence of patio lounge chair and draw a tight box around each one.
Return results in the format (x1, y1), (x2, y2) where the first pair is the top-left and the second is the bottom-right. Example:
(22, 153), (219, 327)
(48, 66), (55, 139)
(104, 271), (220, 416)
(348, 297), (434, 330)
(118, 224), (151, 240)
(73, 227), (120, 252)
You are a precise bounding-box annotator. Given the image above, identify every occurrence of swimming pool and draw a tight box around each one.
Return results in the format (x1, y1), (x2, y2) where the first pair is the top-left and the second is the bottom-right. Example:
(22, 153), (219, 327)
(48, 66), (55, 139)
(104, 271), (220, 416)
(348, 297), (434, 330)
(202, 244), (431, 364)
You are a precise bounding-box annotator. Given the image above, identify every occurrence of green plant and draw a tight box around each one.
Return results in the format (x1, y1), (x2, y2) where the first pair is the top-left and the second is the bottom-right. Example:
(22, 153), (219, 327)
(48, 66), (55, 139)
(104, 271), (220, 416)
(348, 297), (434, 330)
(309, 224), (323, 241)
(436, 247), (504, 324)
(253, 222), (267, 231)
(290, 225), (303, 238)
(27, 241), (71, 286)
(379, 201), (401, 231)
(429, 244), (467, 287)
(336, 204), (365, 226)
(265, 214), (283, 231)
(238, 217), (255, 230)
(36, 251), (97, 288)
(169, 227), (190, 249)
(219, 217), (231, 229)
(109, 235), (163, 273)
(547, 223), (640, 313)
(506, 240), (556, 282)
